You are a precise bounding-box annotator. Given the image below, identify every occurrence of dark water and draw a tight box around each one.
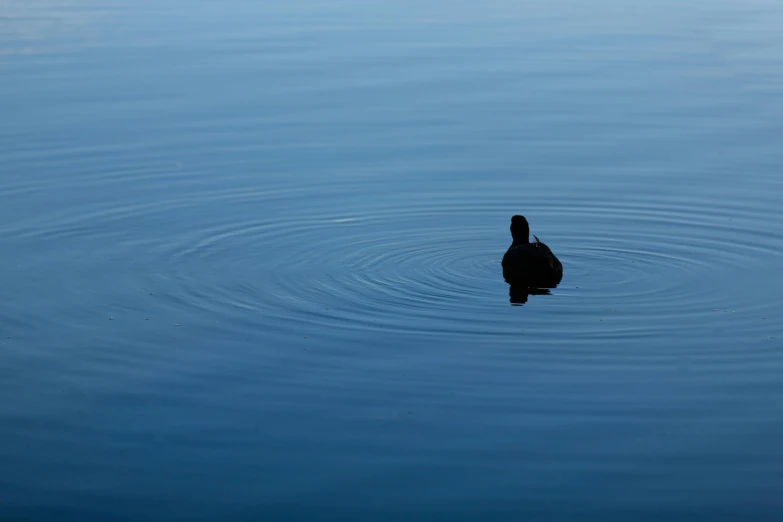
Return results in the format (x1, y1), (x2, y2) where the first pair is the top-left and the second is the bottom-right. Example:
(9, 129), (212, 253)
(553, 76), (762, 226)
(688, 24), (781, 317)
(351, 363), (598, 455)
(2, 1), (783, 520)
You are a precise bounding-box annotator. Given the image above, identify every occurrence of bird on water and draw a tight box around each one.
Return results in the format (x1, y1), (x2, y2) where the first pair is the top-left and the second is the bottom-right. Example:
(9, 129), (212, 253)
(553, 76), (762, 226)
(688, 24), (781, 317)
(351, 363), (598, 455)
(501, 215), (563, 288)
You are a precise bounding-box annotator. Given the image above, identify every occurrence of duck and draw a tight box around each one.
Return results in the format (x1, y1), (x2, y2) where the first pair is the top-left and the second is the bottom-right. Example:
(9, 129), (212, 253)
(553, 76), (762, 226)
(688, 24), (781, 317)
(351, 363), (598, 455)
(501, 215), (563, 288)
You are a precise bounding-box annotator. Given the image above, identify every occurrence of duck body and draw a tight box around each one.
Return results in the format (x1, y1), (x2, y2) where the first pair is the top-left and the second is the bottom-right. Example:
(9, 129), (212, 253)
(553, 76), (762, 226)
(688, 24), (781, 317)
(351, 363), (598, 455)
(502, 215), (563, 288)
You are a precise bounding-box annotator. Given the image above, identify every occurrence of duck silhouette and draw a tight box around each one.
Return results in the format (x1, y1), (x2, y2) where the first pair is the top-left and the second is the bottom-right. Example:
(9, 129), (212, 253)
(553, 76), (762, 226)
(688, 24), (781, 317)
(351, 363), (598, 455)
(502, 215), (563, 289)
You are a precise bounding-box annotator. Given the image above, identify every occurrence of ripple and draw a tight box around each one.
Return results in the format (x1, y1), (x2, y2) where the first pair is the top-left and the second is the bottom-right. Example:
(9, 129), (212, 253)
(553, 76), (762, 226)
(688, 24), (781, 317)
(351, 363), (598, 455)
(96, 178), (780, 349)
(4, 166), (779, 350)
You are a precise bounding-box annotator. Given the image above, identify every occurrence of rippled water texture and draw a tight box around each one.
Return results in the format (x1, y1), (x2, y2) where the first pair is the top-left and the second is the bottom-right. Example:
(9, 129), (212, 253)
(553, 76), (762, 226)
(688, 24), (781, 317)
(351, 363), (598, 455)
(2, 1), (783, 520)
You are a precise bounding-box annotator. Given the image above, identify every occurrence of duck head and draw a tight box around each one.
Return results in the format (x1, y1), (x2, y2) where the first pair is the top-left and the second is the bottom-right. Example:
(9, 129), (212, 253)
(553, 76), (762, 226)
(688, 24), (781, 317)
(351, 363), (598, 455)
(510, 215), (529, 245)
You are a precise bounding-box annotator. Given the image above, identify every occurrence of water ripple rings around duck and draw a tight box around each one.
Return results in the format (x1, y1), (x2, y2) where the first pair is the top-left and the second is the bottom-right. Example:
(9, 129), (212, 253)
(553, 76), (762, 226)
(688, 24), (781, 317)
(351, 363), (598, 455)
(117, 182), (783, 346)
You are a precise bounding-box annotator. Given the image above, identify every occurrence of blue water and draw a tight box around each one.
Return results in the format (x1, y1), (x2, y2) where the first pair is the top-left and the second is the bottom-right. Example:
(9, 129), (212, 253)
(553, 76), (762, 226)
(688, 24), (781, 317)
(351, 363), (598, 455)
(2, 1), (783, 520)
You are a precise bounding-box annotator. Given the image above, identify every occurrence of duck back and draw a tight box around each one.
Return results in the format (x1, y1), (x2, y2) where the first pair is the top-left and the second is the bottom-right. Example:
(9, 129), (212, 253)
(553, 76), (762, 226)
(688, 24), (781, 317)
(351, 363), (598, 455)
(502, 238), (562, 288)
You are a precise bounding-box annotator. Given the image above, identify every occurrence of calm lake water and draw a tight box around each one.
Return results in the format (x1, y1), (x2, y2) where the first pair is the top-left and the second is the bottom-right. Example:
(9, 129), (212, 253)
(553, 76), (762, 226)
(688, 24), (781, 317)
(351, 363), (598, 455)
(2, 1), (783, 520)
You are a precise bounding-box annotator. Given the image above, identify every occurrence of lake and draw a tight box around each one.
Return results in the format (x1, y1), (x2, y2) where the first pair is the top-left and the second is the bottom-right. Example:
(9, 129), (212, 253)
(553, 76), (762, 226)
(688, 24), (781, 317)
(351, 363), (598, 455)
(1, 1), (782, 520)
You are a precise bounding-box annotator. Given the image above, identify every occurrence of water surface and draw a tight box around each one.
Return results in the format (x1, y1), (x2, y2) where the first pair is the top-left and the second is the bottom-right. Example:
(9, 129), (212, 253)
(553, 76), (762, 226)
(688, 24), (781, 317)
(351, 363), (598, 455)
(2, 1), (783, 520)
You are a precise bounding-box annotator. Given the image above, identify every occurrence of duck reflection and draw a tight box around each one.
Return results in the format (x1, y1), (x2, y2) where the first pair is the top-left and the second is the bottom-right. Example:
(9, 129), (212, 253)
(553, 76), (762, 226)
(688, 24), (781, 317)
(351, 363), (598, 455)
(508, 286), (555, 305)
